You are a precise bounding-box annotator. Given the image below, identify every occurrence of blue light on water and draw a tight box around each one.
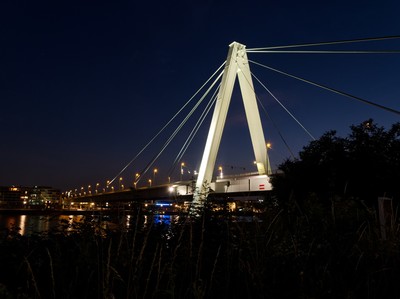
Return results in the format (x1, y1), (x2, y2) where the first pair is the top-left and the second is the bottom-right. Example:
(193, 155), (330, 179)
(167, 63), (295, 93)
(154, 214), (172, 225)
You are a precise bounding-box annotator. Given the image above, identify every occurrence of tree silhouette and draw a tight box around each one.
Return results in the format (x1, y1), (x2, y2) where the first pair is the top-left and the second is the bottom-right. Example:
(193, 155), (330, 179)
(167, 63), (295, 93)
(271, 119), (400, 206)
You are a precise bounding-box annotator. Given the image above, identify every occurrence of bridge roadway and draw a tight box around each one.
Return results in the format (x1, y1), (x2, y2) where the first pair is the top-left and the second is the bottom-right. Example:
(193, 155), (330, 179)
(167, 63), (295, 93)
(69, 174), (273, 204)
(69, 180), (193, 204)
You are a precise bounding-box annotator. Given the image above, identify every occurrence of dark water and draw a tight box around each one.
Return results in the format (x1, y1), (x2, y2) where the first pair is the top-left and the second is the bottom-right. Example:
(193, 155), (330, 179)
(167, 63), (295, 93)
(0, 213), (181, 236)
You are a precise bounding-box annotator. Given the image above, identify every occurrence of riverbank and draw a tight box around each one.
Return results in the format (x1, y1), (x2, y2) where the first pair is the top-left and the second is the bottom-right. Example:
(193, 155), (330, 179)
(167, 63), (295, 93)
(0, 208), (260, 217)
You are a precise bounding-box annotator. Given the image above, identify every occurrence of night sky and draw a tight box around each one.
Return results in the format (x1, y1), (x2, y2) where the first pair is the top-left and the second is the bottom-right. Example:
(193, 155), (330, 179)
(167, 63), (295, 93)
(1, 0), (400, 191)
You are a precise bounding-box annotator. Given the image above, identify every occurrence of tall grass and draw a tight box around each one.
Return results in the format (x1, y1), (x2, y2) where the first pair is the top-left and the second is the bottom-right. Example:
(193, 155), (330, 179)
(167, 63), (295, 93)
(0, 197), (399, 298)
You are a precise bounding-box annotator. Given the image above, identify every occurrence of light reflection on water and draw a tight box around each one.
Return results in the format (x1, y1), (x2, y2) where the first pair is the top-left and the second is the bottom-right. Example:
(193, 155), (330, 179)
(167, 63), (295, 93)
(153, 214), (172, 225)
(0, 214), (181, 236)
(0, 213), (257, 237)
(0, 214), (86, 236)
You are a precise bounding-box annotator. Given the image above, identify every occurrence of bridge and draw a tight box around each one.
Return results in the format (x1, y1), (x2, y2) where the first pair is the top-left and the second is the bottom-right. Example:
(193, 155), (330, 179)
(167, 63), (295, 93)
(63, 172), (271, 209)
(62, 37), (400, 210)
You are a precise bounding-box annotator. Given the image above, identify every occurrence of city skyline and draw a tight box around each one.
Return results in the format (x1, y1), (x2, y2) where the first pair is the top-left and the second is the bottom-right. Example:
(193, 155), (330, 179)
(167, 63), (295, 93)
(1, 1), (400, 191)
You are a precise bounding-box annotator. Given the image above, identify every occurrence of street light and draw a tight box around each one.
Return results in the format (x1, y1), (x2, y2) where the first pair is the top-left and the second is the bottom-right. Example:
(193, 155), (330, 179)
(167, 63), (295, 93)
(153, 168), (158, 184)
(88, 185), (91, 194)
(106, 180), (110, 192)
(119, 177), (123, 190)
(134, 173), (140, 189)
(181, 162), (185, 180)
(148, 179), (152, 187)
(218, 166), (223, 179)
(96, 183), (99, 194)
(266, 142), (272, 175)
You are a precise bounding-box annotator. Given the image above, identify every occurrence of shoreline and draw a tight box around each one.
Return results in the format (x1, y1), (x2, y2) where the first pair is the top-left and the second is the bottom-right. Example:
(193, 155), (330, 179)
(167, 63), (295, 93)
(0, 208), (261, 217)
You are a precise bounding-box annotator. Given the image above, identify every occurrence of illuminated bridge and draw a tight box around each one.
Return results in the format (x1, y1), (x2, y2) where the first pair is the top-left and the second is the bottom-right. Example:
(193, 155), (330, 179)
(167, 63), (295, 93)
(64, 172), (272, 209)
(63, 38), (400, 210)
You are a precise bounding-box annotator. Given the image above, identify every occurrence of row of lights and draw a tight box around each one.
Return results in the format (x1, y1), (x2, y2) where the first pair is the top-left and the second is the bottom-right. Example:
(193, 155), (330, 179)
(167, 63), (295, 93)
(65, 142), (272, 197)
(65, 168), (158, 197)
(65, 164), (192, 197)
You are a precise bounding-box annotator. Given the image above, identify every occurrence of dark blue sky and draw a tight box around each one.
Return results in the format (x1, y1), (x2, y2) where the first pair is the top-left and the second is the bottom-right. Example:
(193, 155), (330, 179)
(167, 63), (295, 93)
(1, 0), (400, 191)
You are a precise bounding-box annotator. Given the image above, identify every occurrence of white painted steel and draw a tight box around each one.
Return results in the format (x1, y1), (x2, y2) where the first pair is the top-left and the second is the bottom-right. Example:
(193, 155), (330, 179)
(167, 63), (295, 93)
(194, 42), (270, 204)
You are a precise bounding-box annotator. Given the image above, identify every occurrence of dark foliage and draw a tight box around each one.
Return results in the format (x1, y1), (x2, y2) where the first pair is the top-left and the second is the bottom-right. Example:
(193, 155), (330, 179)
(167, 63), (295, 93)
(271, 119), (400, 206)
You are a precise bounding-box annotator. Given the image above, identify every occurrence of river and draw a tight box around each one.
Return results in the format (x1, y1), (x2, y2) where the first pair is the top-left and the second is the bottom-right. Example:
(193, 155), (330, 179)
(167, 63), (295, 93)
(0, 213), (181, 236)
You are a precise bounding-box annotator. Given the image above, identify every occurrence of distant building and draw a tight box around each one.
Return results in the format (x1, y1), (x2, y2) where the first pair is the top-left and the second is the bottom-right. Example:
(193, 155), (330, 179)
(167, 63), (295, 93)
(0, 186), (61, 209)
(0, 186), (23, 208)
(29, 186), (61, 208)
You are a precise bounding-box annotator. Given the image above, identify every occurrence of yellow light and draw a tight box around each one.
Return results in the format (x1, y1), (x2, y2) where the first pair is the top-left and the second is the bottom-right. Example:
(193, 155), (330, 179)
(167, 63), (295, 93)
(266, 142), (272, 149)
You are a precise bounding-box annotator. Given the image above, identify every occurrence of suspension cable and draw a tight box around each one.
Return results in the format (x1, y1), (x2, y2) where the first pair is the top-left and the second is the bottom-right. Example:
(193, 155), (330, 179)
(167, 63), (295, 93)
(247, 50), (400, 54)
(135, 70), (224, 184)
(234, 64), (301, 159)
(108, 61), (226, 186)
(251, 72), (316, 140)
(236, 64), (309, 157)
(247, 35), (400, 51)
(258, 100), (296, 159)
(249, 60), (400, 116)
(170, 85), (220, 177)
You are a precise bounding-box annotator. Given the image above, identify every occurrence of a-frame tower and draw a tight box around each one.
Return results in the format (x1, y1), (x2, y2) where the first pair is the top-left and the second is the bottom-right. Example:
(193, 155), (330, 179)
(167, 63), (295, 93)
(194, 42), (270, 204)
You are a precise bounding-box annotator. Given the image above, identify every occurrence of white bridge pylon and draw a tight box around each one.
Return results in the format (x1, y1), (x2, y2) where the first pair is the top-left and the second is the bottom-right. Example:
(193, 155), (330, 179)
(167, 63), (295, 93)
(194, 41), (271, 203)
